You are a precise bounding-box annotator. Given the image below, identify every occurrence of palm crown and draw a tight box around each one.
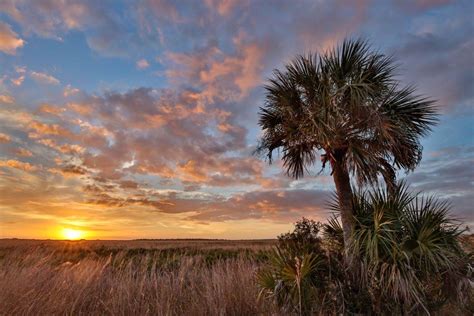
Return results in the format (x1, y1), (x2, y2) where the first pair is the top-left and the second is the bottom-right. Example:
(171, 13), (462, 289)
(257, 38), (438, 188)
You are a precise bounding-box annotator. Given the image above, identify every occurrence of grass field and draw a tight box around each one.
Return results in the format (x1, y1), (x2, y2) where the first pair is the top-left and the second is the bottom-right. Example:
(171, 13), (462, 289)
(0, 239), (277, 315)
(2, 237), (472, 315)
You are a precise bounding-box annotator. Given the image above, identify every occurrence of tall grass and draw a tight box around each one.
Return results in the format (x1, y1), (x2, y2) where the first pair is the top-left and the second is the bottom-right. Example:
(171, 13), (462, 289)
(0, 240), (277, 315)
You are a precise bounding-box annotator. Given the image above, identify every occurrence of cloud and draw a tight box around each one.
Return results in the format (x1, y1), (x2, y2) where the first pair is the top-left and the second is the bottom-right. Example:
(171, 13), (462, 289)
(10, 75), (25, 86)
(136, 58), (150, 69)
(63, 84), (79, 97)
(0, 0), (89, 38)
(30, 71), (60, 85)
(0, 159), (37, 172)
(10, 65), (26, 86)
(0, 21), (24, 54)
(68, 102), (93, 115)
(405, 146), (474, 222)
(165, 39), (267, 102)
(204, 0), (242, 16)
(0, 79), (331, 227)
(14, 148), (33, 157)
(0, 0), (472, 236)
(0, 133), (11, 143)
(395, 22), (473, 109)
(83, 181), (331, 223)
(0, 0), (143, 57)
(0, 95), (14, 104)
(0, 84), (255, 193)
(38, 138), (84, 154)
(395, 0), (454, 12)
(188, 189), (331, 222)
(64, 88), (254, 185)
(38, 104), (65, 116)
(197, 40), (266, 98)
(29, 121), (71, 137)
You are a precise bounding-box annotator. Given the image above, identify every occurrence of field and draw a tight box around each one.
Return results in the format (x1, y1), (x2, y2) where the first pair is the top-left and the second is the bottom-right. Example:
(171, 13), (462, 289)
(0, 239), (278, 315)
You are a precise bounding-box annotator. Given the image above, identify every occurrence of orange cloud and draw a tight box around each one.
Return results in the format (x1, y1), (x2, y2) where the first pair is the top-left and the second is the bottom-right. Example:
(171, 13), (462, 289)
(233, 43), (265, 94)
(15, 148), (33, 157)
(10, 75), (24, 86)
(30, 121), (71, 137)
(10, 66), (26, 86)
(176, 157), (263, 186)
(0, 95), (14, 104)
(0, 133), (10, 143)
(68, 102), (93, 115)
(37, 138), (84, 154)
(0, 159), (37, 171)
(205, 0), (242, 16)
(0, 21), (24, 54)
(38, 104), (65, 116)
(58, 144), (85, 154)
(167, 40), (265, 100)
(178, 160), (208, 182)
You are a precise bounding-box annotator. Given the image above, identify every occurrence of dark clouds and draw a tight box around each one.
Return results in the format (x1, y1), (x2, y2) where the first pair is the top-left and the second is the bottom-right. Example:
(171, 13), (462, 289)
(405, 146), (474, 223)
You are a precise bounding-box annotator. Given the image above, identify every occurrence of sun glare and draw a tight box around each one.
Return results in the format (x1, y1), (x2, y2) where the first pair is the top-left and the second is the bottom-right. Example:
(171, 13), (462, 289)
(62, 228), (85, 240)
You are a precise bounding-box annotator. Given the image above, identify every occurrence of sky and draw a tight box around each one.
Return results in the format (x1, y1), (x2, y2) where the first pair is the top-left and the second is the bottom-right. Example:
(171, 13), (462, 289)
(0, 0), (472, 240)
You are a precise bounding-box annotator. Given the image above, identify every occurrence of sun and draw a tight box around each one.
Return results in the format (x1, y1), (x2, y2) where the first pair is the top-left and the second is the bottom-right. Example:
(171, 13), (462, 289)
(62, 228), (85, 240)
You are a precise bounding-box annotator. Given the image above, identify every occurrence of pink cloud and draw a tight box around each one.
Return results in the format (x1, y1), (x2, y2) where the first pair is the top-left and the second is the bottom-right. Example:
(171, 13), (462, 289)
(205, 0), (243, 16)
(38, 104), (65, 116)
(63, 85), (80, 97)
(0, 0), (137, 56)
(30, 71), (60, 85)
(166, 39), (266, 101)
(0, 21), (24, 54)
(136, 58), (150, 69)
(10, 75), (25, 86)
(0, 95), (14, 104)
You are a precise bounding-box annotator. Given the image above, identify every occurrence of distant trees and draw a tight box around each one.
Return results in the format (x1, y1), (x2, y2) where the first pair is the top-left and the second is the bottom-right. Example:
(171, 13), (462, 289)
(257, 38), (438, 255)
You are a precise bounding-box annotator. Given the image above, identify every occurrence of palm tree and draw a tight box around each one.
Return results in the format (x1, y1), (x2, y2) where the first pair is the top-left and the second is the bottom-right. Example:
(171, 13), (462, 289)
(331, 183), (472, 313)
(257, 38), (438, 253)
(257, 185), (472, 314)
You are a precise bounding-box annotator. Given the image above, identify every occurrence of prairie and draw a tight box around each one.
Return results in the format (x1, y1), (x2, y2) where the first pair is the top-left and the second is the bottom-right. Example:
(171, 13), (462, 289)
(0, 239), (277, 315)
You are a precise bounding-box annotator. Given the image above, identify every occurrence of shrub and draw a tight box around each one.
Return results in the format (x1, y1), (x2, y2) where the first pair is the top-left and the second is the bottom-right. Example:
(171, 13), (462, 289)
(257, 184), (473, 315)
(277, 217), (324, 256)
(345, 183), (472, 314)
(258, 218), (341, 315)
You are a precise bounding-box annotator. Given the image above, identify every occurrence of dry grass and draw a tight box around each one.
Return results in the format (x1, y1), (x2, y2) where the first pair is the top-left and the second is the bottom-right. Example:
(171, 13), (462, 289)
(0, 239), (278, 315)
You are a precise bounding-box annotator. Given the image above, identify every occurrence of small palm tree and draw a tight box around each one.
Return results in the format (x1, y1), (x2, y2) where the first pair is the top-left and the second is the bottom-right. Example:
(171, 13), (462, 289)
(330, 183), (472, 313)
(257, 229), (329, 316)
(257, 38), (438, 252)
(257, 250), (325, 315)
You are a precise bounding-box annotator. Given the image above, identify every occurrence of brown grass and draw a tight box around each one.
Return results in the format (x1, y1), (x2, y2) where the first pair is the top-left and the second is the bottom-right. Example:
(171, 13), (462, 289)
(0, 239), (278, 315)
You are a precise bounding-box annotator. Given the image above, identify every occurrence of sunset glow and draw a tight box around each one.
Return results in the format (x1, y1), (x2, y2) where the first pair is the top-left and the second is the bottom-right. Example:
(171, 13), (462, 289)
(0, 1), (472, 240)
(61, 228), (85, 240)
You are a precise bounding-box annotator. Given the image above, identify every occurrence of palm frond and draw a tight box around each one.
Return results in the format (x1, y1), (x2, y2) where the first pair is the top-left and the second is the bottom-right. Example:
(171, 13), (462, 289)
(257, 37), (438, 185)
(329, 183), (471, 311)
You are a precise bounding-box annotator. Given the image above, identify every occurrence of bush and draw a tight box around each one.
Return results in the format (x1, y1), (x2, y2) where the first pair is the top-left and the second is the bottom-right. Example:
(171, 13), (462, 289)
(346, 184), (472, 314)
(277, 218), (324, 256)
(257, 184), (473, 315)
(258, 218), (343, 315)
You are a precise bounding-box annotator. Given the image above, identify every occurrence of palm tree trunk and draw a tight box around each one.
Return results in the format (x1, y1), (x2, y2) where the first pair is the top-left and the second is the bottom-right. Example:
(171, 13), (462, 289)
(331, 160), (355, 258)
